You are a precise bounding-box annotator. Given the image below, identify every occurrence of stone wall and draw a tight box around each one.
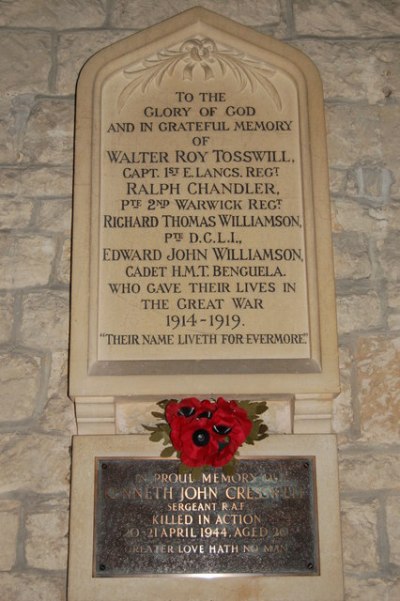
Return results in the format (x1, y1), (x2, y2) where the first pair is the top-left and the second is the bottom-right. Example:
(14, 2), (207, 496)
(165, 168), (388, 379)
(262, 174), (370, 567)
(0, 1), (399, 599)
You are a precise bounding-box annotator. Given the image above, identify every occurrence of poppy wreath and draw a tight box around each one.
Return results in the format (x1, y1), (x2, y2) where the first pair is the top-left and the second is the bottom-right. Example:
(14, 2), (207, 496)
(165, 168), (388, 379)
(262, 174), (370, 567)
(144, 397), (268, 476)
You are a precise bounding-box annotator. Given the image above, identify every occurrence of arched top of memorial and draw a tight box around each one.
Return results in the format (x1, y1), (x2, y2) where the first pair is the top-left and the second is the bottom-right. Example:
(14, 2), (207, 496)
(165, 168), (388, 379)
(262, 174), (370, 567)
(77, 6), (323, 106)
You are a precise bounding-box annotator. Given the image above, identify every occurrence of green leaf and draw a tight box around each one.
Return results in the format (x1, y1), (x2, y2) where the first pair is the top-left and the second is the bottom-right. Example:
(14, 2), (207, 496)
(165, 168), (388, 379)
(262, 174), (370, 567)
(245, 418), (267, 443)
(142, 424), (157, 432)
(238, 401), (256, 418)
(191, 467), (204, 481)
(179, 463), (191, 475)
(249, 420), (260, 440)
(151, 411), (165, 419)
(254, 402), (268, 415)
(222, 458), (237, 476)
(252, 421), (269, 441)
(237, 400), (269, 420)
(157, 399), (173, 409)
(149, 430), (164, 442)
(161, 430), (171, 445)
(160, 446), (176, 457)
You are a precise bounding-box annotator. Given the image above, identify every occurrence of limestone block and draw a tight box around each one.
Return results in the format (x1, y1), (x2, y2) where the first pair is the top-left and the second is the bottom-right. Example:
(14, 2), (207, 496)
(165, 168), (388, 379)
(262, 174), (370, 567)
(386, 496), (400, 567)
(0, 500), (20, 571)
(0, 434), (71, 495)
(329, 169), (347, 197)
(386, 202), (400, 230)
(0, 32), (51, 97)
(0, 294), (14, 344)
(294, 40), (392, 104)
(388, 579), (400, 601)
(41, 351), (76, 433)
(388, 314), (400, 330)
(0, 352), (41, 422)
(346, 166), (393, 203)
(0, 573), (65, 601)
(21, 99), (74, 165)
(332, 347), (354, 435)
(336, 292), (382, 335)
(355, 336), (400, 444)
(110, 0), (282, 29)
(331, 197), (385, 236)
(0, 167), (72, 198)
(344, 576), (388, 601)
(19, 290), (69, 351)
(56, 237), (71, 285)
(380, 105), (400, 198)
(0, 98), (17, 163)
(339, 453), (400, 492)
(56, 30), (134, 95)
(25, 507), (69, 570)
(48, 351), (68, 399)
(341, 498), (379, 571)
(363, 167), (393, 201)
(326, 105), (382, 168)
(0, 234), (56, 289)
(40, 393), (76, 434)
(37, 199), (72, 233)
(294, 0), (400, 37)
(333, 232), (371, 280)
(0, 0), (106, 28)
(387, 280), (400, 326)
(0, 199), (33, 230)
(377, 231), (400, 281)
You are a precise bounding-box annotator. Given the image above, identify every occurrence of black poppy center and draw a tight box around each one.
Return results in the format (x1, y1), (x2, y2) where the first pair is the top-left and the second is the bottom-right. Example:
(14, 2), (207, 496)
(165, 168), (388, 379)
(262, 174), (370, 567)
(192, 429), (210, 447)
(198, 410), (213, 419)
(178, 406), (196, 417)
(213, 424), (232, 435)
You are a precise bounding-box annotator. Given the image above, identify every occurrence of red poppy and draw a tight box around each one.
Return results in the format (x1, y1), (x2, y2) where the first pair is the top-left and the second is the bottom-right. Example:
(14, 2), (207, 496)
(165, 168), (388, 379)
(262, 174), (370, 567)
(165, 397), (202, 426)
(210, 399), (252, 466)
(165, 397), (252, 468)
(178, 417), (219, 467)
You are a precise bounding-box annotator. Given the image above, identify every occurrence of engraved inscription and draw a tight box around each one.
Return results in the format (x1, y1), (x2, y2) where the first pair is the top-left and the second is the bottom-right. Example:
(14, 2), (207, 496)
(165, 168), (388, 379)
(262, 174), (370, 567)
(96, 39), (310, 364)
(94, 458), (319, 576)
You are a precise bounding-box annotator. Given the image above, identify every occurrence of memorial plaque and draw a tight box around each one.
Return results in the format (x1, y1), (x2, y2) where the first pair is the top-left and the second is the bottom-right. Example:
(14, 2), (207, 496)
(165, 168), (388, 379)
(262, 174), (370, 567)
(70, 7), (339, 399)
(94, 457), (319, 576)
(97, 51), (308, 366)
(68, 435), (343, 601)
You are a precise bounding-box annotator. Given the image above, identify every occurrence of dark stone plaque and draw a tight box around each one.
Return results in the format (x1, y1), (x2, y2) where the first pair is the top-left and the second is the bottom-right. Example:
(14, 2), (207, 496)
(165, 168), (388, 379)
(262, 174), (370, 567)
(94, 457), (319, 576)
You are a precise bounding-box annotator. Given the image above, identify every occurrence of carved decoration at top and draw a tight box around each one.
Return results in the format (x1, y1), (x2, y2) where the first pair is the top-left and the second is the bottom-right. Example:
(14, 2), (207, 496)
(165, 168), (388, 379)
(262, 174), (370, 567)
(118, 37), (282, 111)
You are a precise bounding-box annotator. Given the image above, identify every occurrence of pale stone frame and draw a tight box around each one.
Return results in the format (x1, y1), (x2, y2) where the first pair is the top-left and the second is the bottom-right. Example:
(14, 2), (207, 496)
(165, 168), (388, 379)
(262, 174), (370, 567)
(68, 434), (343, 601)
(69, 7), (339, 433)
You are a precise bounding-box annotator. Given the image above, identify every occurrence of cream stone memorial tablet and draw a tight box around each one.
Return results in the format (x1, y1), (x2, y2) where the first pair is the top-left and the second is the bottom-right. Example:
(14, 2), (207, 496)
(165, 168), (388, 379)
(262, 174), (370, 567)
(69, 8), (339, 430)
